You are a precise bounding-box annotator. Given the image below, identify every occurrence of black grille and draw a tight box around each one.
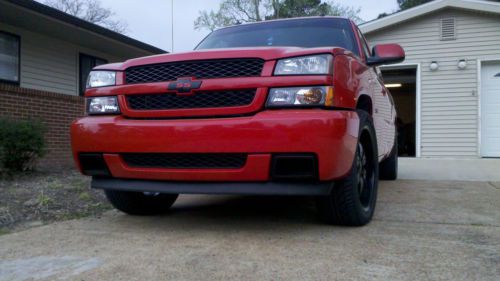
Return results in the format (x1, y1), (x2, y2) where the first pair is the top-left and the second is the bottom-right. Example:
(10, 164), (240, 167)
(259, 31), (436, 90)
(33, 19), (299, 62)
(122, 153), (247, 169)
(125, 59), (264, 84)
(127, 90), (256, 110)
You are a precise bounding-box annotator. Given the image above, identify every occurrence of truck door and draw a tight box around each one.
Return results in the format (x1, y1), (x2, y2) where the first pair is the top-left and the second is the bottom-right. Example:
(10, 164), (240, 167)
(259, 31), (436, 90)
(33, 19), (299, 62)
(356, 28), (394, 157)
(371, 67), (395, 157)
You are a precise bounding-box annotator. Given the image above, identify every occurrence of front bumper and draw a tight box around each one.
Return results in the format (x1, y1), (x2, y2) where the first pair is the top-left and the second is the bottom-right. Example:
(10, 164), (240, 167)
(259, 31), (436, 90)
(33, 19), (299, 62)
(92, 178), (333, 196)
(71, 109), (359, 183)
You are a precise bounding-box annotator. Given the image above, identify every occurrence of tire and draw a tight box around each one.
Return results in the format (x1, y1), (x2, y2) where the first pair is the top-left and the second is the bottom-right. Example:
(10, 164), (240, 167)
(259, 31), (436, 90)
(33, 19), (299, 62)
(104, 190), (178, 216)
(379, 134), (398, 180)
(316, 110), (379, 226)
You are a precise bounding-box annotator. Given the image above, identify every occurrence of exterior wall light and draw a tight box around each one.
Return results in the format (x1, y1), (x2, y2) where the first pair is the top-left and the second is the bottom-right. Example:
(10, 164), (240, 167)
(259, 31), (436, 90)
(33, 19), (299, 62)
(429, 61), (439, 71)
(385, 83), (402, 88)
(457, 59), (467, 70)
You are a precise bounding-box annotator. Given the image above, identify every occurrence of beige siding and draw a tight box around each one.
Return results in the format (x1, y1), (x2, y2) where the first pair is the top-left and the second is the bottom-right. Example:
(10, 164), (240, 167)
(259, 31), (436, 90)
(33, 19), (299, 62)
(364, 9), (500, 158)
(0, 23), (124, 96)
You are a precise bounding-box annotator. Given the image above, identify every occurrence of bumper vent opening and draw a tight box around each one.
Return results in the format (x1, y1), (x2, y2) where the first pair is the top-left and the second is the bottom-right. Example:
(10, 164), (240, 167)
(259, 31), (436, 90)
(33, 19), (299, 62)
(122, 153), (247, 169)
(271, 154), (318, 181)
(79, 153), (110, 177)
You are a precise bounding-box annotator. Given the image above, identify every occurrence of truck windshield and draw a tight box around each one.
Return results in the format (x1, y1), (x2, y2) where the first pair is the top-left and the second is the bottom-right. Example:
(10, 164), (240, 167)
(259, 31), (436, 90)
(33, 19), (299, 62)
(195, 18), (358, 55)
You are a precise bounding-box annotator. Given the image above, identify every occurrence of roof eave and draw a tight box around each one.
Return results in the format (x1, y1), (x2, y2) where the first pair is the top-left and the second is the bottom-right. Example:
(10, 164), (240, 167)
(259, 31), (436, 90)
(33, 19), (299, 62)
(3, 0), (166, 54)
(360, 0), (500, 34)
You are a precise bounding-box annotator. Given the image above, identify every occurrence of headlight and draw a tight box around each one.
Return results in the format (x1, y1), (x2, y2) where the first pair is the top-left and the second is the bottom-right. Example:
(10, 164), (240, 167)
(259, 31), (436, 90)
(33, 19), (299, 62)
(86, 71), (116, 88)
(266, 86), (334, 107)
(274, 54), (333, 75)
(87, 96), (120, 115)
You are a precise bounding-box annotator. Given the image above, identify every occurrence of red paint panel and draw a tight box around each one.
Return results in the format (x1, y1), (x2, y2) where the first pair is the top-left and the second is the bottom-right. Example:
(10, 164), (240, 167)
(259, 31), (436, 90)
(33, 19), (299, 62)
(71, 110), (359, 181)
(373, 44), (405, 61)
(94, 47), (349, 71)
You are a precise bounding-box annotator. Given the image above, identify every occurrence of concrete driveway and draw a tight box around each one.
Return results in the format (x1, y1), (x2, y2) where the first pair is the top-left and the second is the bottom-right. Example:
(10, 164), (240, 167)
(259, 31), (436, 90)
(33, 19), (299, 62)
(0, 179), (499, 281)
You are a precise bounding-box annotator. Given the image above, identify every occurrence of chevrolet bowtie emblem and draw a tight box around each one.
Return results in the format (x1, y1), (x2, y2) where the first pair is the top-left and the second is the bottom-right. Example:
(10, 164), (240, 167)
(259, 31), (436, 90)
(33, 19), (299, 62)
(168, 77), (202, 95)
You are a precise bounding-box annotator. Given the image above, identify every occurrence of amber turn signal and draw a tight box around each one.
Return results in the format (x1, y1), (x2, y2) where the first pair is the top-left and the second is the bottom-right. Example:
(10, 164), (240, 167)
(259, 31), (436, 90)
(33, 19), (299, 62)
(266, 86), (334, 107)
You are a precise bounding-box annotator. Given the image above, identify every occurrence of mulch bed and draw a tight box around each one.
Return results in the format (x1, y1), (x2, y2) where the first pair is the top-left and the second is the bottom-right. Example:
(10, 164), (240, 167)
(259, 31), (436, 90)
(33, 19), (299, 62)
(0, 170), (111, 235)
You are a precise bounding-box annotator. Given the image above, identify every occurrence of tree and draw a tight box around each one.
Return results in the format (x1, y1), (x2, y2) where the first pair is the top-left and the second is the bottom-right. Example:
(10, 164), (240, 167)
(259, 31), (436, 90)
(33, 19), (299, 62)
(194, 0), (361, 31)
(44, 0), (127, 33)
(397, 0), (432, 10)
(270, 0), (360, 20)
(377, 12), (389, 19)
(194, 0), (265, 31)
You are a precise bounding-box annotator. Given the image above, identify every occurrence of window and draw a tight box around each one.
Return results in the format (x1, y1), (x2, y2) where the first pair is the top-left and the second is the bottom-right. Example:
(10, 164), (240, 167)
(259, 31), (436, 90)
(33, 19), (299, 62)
(0, 31), (20, 84)
(356, 28), (372, 60)
(196, 18), (359, 56)
(79, 53), (108, 95)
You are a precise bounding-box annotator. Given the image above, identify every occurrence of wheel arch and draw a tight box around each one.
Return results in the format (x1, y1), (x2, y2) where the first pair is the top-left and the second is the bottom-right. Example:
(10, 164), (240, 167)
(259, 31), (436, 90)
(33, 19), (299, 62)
(356, 95), (373, 116)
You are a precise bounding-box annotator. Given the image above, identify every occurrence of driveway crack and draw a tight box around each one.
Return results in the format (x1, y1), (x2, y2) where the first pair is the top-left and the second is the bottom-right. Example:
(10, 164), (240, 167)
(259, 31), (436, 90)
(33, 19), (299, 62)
(373, 218), (500, 228)
(488, 181), (500, 189)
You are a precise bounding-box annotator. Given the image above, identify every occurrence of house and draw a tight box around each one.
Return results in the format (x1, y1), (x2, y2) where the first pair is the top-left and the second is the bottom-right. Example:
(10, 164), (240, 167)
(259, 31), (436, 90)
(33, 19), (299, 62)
(360, 0), (500, 159)
(0, 0), (165, 167)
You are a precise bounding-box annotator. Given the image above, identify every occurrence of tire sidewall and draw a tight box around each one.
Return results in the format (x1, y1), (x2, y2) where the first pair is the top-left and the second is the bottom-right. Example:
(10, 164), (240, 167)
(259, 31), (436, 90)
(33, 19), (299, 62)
(351, 111), (379, 221)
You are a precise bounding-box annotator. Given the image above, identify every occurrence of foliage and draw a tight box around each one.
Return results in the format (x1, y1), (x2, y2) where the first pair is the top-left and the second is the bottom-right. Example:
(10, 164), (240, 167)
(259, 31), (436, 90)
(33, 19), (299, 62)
(78, 191), (92, 201)
(397, 0), (433, 10)
(44, 0), (127, 33)
(0, 118), (46, 173)
(377, 12), (389, 19)
(37, 191), (52, 207)
(0, 228), (9, 236)
(194, 0), (361, 31)
(271, 0), (360, 19)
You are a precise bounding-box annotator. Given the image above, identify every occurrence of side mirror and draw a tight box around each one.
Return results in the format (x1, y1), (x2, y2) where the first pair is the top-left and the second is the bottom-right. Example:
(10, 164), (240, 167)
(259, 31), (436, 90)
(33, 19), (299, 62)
(366, 44), (405, 66)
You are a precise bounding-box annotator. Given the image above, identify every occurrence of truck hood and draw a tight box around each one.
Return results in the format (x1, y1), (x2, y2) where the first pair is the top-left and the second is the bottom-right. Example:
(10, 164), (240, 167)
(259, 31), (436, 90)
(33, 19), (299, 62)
(95, 46), (349, 71)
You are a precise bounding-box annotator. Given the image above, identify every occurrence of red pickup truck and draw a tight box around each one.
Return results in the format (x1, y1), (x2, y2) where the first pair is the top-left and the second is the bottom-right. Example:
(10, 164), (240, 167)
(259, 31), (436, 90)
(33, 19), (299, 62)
(71, 17), (405, 226)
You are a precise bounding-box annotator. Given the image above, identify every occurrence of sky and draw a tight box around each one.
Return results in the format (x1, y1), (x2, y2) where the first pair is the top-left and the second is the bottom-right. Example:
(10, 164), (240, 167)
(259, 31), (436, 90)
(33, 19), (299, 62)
(91, 0), (399, 52)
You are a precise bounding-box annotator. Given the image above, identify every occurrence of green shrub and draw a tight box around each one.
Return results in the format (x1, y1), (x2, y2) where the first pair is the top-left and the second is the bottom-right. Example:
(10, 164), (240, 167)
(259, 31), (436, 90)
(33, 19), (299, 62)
(0, 118), (46, 172)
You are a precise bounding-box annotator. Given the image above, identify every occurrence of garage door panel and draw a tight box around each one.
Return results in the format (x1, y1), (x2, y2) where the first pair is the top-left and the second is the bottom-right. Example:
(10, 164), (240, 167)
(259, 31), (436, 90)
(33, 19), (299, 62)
(484, 127), (500, 133)
(481, 62), (500, 157)
(482, 138), (500, 156)
(482, 113), (500, 124)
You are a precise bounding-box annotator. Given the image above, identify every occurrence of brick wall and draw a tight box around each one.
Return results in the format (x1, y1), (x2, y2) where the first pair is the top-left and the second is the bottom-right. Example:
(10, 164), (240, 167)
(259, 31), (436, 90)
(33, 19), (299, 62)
(0, 83), (85, 169)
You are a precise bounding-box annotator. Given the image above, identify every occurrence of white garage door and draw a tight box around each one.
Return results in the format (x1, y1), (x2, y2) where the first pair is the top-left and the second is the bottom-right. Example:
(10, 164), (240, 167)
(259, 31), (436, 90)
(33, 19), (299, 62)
(481, 62), (500, 157)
